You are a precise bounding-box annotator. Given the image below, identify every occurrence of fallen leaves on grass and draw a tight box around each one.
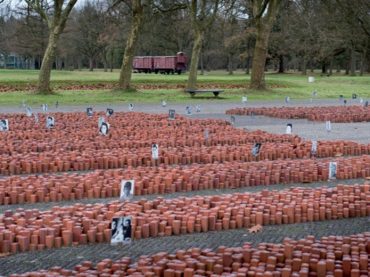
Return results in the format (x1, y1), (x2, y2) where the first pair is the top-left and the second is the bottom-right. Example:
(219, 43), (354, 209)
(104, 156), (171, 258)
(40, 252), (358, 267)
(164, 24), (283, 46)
(0, 82), (287, 92)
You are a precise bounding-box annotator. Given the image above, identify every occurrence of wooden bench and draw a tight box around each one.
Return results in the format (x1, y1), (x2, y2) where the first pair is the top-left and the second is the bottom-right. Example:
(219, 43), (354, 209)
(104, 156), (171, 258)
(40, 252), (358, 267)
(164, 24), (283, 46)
(185, 89), (224, 97)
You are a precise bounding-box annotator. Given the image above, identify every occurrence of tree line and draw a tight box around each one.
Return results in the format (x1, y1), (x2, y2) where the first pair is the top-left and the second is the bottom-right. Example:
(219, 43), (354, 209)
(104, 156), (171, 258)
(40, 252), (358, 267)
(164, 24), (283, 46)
(0, 0), (369, 94)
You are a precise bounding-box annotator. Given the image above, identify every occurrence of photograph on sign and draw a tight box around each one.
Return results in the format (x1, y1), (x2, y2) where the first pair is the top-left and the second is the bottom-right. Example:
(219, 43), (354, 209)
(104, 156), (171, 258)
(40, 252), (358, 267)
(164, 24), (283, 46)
(26, 107), (32, 117)
(129, 104), (134, 111)
(152, 144), (159, 160)
(99, 122), (109, 136)
(195, 105), (201, 113)
(325, 121), (331, 132)
(110, 216), (132, 244)
(106, 108), (114, 117)
(120, 180), (134, 201)
(251, 143), (262, 157)
(186, 106), (192, 115)
(230, 115), (236, 125)
(161, 100), (167, 107)
(311, 140), (318, 155)
(98, 116), (105, 128)
(0, 119), (9, 132)
(311, 140), (317, 155)
(34, 113), (39, 124)
(168, 109), (176, 120)
(86, 107), (93, 117)
(42, 104), (48, 112)
(286, 123), (292, 134)
(328, 162), (337, 180)
(46, 116), (55, 129)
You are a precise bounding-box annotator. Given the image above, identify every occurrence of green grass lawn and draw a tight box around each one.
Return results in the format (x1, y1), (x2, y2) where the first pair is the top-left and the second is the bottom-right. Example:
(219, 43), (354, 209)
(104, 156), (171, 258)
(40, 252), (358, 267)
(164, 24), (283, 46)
(0, 69), (369, 105)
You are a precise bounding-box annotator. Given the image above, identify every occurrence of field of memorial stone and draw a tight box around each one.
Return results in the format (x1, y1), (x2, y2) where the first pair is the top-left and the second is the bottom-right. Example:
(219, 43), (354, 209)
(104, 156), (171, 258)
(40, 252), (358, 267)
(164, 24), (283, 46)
(0, 95), (369, 277)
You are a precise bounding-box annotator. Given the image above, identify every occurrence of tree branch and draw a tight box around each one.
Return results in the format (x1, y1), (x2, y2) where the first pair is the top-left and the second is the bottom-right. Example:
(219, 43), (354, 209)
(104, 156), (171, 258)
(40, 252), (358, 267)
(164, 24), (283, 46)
(60, 0), (78, 27)
(25, 0), (51, 28)
(152, 1), (187, 14)
(256, 0), (270, 19)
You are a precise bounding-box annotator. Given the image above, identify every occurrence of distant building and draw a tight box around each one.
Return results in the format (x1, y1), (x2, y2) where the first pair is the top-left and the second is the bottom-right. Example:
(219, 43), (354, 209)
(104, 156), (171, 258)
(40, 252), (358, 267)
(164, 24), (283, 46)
(0, 53), (35, 69)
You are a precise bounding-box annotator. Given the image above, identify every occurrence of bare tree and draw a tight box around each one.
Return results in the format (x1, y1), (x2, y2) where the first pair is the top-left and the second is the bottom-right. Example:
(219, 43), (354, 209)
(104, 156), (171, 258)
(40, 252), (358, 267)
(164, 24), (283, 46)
(186, 0), (219, 90)
(25, 0), (78, 94)
(249, 0), (281, 90)
(73, 1), (110, 71)
(118, 0), (145, 90)
(117, 0), (187, 90)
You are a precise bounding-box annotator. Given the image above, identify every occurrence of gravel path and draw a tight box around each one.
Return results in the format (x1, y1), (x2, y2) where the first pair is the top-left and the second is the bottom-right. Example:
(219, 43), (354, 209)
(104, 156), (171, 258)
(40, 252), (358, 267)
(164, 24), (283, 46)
(0, 98), (365, 114)
(1, 100), (368, 144)
(0, 178), (367, 214)
(1, 216), (369, 275)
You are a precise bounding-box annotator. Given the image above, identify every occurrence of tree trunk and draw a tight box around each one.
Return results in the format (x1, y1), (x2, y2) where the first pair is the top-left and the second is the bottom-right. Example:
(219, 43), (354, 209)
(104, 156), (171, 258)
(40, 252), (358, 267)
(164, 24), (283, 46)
(186, 30), (204, 90)
(200, 50), (204, 75)
(56, 57), (63, 70)
(360, 41), (367, 76)
(329, 57), (333, 75)
(228, 53), (233, 75)
(350, 46), (356, 76)
(302, 56), (307, 75)
(3, 54), (7, 69)
(102, 53), (108, 72)
(110, 48), (114, 72)
(118, 6), (143, 90)
(321, 62), (327, 74)
(38, 32), (58, 94)
(250, 27), (270, 89)
(89, 58), (94, 71)
(245, 56), (250, 74)
(250, 0), (280, 90)
(278, 55), (284, 73)
(301, 39), (307, 75)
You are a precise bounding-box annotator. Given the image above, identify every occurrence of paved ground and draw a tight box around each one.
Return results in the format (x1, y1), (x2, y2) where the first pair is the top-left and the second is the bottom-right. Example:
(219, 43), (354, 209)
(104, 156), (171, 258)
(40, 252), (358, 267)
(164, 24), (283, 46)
(0, 98), (365, 114)
(196, 113), (370, 144)
(0, 178), (367, 214)
(1, 99), (369, 144)
(1, 216), (369, 275)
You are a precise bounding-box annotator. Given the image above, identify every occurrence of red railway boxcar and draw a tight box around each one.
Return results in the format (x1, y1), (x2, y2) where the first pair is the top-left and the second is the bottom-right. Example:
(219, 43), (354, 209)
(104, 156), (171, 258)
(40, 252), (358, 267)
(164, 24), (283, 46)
(133, 52), (187, 74)
(132, 57), (153, 73)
